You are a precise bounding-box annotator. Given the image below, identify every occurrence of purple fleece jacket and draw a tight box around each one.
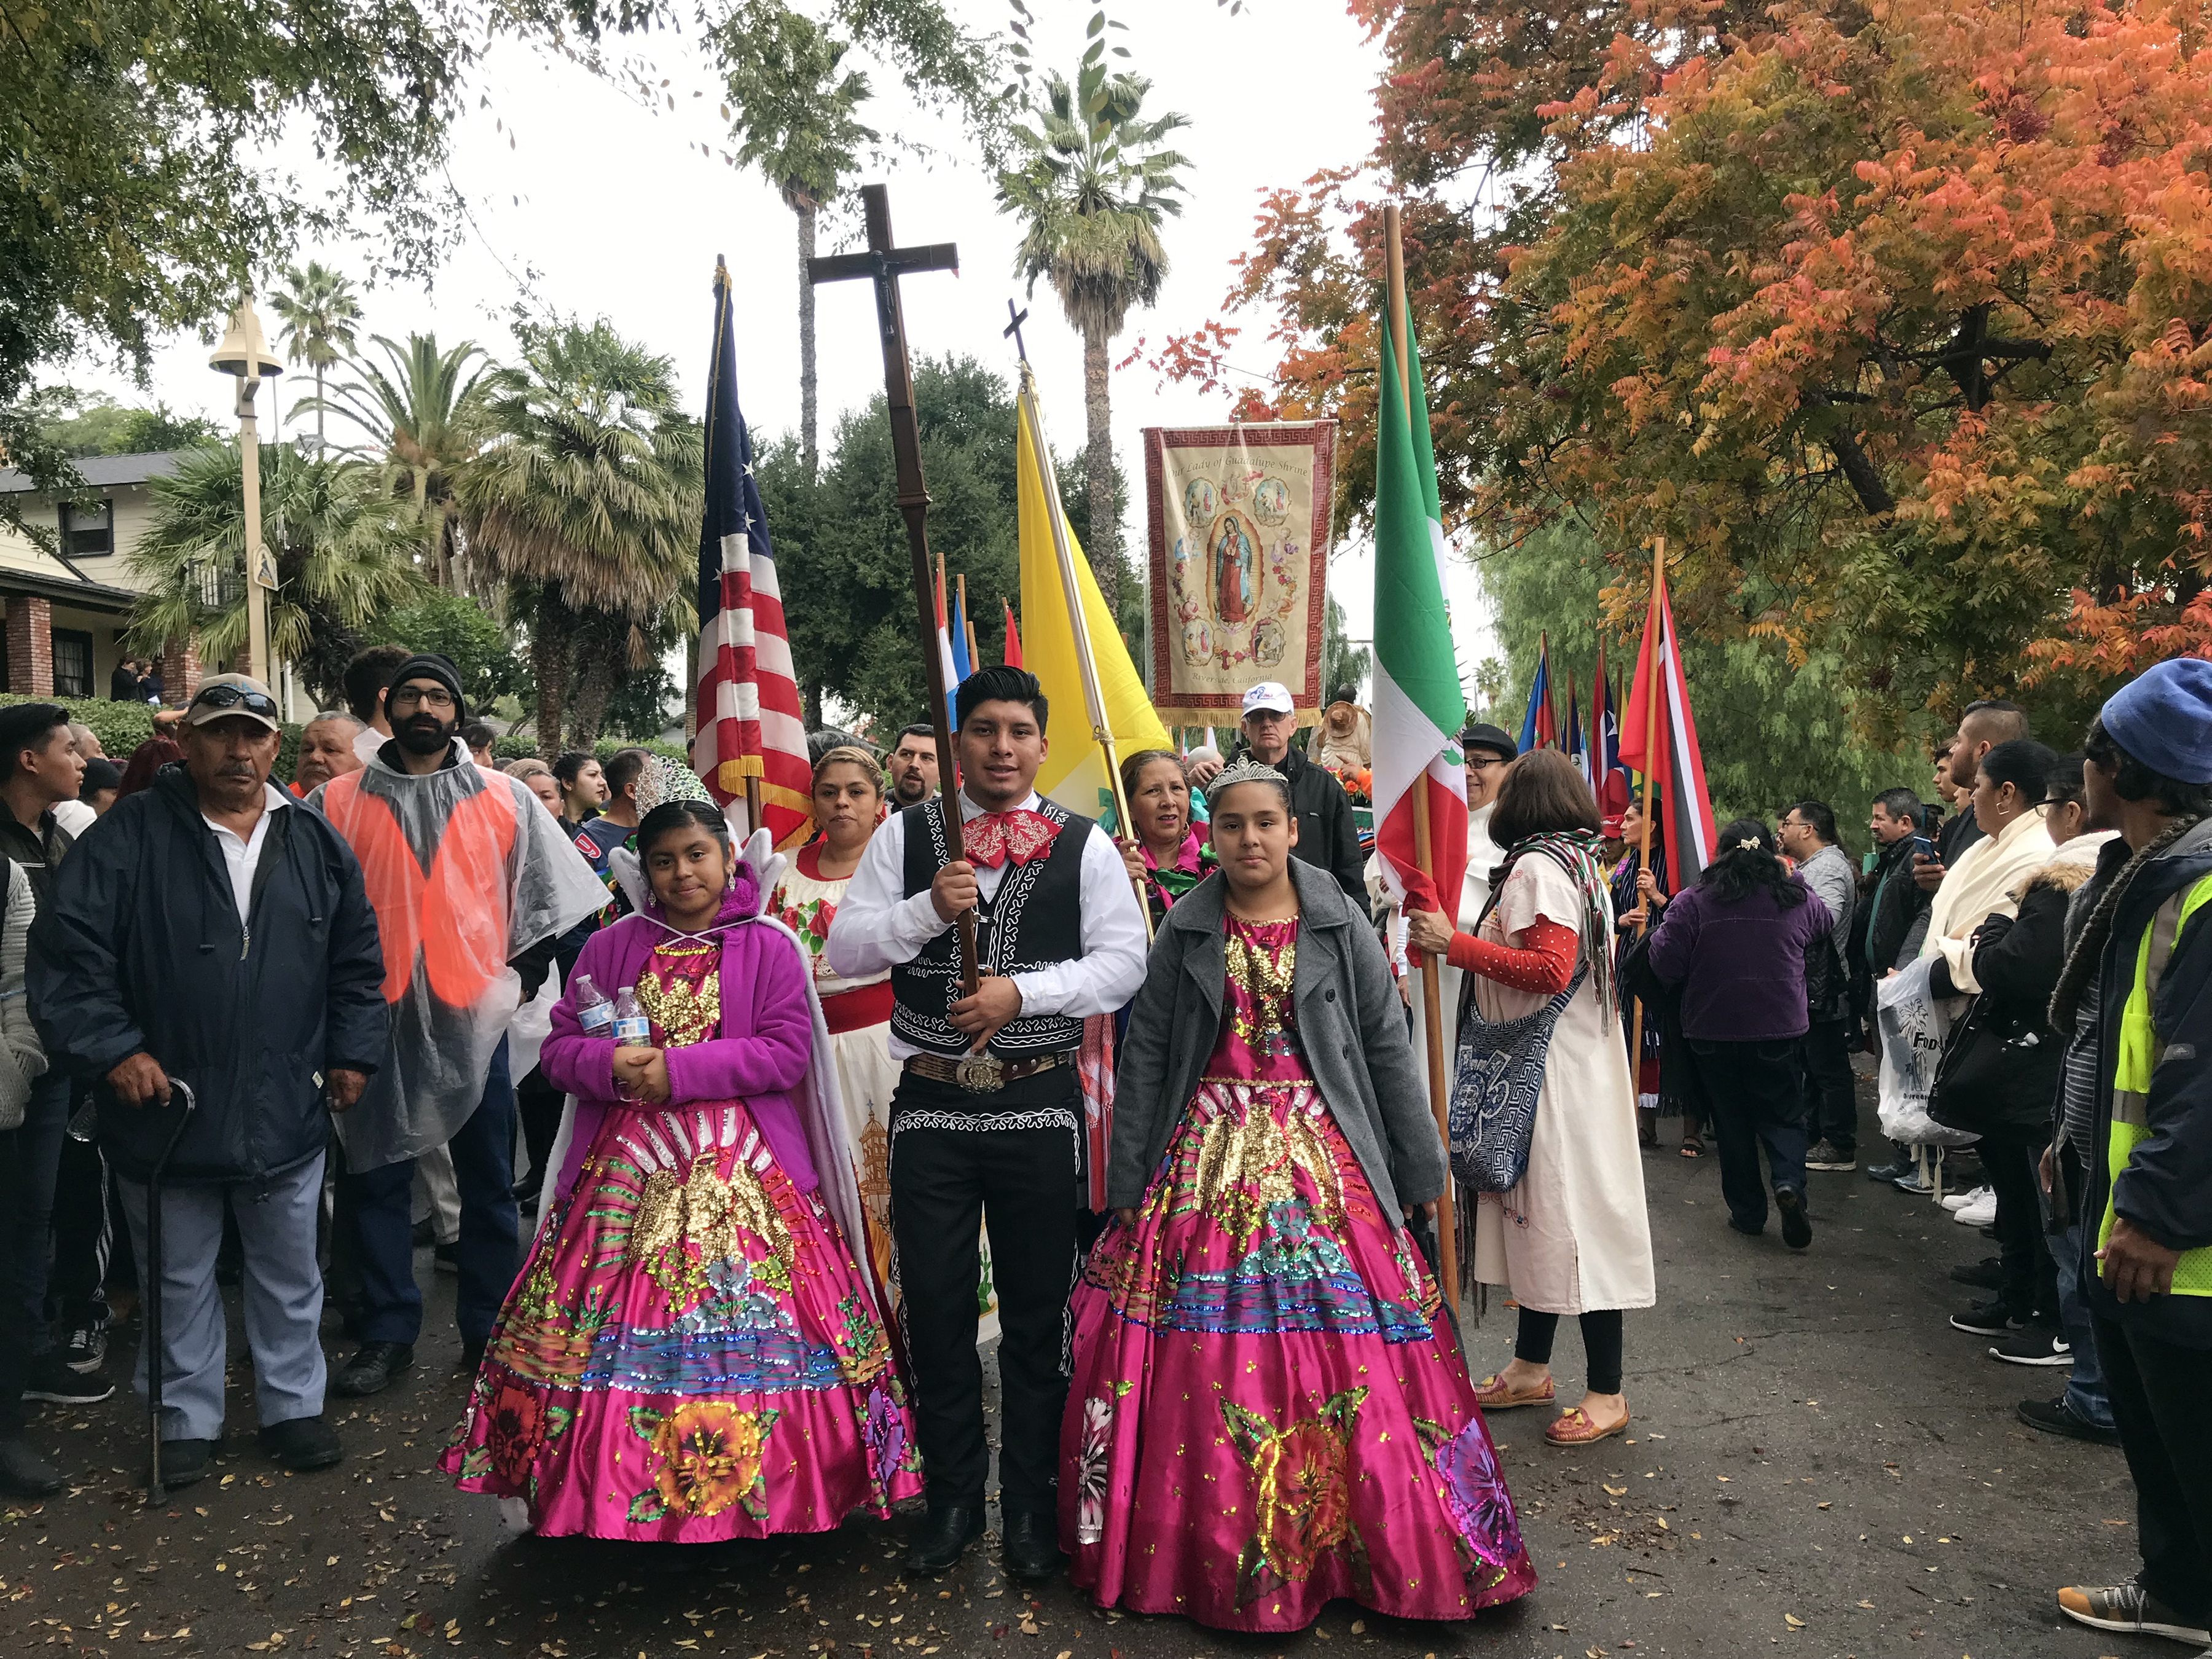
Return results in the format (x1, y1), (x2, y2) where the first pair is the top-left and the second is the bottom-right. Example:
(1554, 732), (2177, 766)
(541, 865), (817, 1191)
(1645, 875), (1834, 1042)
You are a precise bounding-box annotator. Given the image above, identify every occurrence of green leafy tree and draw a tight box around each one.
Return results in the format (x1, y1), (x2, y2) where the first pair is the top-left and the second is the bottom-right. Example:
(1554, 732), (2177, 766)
(454, 319), (703, 756)
(125, 444), (424, 699)
(997, 51), (1188, 610)
(1320, 593), (1369, 701)
(360, 590), (525, 713)
(715, 0), (1002, 477)
(1480, 524), (1921, 847)
(269, 264), (364, 447)
(305, 334), (492, 589)
(756, 353), (1092, 732)
(34, 394), (222, 458)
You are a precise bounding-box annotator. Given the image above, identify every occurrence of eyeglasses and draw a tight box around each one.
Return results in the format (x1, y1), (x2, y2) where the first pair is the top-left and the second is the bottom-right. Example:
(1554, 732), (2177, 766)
(390, 686), (457, 711)
(190, 684), (278, 719)
(1465, 756), (1508, 771)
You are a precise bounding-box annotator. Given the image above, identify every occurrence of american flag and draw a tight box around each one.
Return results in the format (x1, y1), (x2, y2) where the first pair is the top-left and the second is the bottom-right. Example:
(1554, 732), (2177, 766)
(693, 260), (812, 848)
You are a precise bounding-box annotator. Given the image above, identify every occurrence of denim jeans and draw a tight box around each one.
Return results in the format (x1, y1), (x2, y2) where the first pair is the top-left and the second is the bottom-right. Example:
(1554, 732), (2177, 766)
(2055, 1222), (2114, 1429)
(342, 1037), (519, 1348)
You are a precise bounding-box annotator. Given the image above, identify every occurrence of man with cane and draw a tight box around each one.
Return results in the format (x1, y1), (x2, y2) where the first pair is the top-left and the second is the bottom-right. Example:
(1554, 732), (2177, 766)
(32, 675), (386, 1488)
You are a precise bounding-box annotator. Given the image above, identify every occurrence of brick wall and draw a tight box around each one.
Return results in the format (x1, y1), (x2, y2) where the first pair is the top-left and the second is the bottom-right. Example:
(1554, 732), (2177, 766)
(4, 597), (53, 696)
(159, 635), (202, 704)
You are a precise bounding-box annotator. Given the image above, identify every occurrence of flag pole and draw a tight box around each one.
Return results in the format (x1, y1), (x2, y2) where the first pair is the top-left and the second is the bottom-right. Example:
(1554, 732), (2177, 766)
(1383, 202), (1460, 1331)
(1627, 538), (1666, 1108)
(1014, 360), (1155, 943)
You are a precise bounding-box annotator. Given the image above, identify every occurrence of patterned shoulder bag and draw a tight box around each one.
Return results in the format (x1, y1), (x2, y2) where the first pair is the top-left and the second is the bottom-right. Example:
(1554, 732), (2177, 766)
(1444, 849), (1591, 1193)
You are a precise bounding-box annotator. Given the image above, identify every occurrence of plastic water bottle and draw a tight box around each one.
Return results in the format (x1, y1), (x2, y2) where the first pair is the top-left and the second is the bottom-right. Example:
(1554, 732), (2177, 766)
(572, 974), (615, 1038)
(613, 986), (650, 1046)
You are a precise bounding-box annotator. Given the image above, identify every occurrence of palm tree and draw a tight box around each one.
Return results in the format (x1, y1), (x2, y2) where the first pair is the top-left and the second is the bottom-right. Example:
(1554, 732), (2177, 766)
(718, 1), (876, 479)
(267, 263), (362, 448)
(302, 333), (492, 588)
(125, 443), (425, 699)
(715, 0), (1002, 478)
(998, 60), (1189, 610)
(454, 320), (703, 756)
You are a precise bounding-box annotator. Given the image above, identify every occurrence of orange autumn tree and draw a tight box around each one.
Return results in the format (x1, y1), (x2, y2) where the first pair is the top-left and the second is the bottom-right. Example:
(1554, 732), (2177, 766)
(1157, 0), (2212, 726)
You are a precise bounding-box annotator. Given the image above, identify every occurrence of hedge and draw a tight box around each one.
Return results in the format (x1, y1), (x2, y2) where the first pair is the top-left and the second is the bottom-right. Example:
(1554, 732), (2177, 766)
(0, 691), (306, 785)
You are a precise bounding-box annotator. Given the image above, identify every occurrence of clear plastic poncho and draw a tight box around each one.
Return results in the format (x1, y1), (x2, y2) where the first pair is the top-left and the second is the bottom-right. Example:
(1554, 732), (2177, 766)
(313, 741), (607, 1171)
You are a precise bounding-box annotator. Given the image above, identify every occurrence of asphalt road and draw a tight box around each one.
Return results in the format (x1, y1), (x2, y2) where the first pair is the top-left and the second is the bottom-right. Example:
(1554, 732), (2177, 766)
(3, 1080), (2146, 1659)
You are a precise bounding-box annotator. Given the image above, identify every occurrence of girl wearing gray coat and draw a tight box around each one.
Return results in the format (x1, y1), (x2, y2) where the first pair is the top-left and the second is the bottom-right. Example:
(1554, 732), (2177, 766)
(1057, 760), (1531, 1632)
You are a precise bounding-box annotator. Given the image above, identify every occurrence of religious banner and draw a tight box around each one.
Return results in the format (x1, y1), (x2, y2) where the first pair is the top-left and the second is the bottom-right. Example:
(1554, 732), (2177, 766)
(1143, 422), (1336, 715)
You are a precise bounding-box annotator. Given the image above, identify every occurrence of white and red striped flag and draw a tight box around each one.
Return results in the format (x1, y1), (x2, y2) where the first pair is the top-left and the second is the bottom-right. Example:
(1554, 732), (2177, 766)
(693, 261), (812, 848)
(1618, 563), (1718, 889)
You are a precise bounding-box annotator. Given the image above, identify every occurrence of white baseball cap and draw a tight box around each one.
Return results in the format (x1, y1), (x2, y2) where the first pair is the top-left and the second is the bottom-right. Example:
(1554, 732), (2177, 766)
(1241, 681), (1295, 717)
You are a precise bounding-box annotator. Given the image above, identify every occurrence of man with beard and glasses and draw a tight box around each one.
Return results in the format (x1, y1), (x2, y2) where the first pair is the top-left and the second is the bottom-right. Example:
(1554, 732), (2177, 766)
(29, 675), (385, 1487)
(310, 656), (605, 1397)
(888, 724), (941, 808)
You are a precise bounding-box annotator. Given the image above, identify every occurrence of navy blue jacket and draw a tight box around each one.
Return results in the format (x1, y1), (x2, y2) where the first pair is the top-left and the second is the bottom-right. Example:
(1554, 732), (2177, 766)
(1645, 874), (1833, 1043)
(29, 765), (386, 1186)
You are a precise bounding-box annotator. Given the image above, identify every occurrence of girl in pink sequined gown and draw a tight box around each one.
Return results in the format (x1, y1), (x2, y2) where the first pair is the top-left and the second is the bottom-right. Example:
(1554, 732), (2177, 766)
(1062, 764), (1533, 1631)
(442, 800), (921, 1539)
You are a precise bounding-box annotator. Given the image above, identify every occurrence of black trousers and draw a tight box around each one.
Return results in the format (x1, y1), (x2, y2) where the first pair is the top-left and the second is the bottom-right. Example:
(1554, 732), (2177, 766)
(1802, 1017), (1857, 1152)
(513, 1067), (563, 1207)
(1687, 1037), (1809, 1231)
(1983, 1131), (2055, 1321)
(1514, 1308), (1625, 1394)
(0, 1127), (29, 1434)
(888, 1069), (1078, 1516)
(2093, 1309), (2212, 1621)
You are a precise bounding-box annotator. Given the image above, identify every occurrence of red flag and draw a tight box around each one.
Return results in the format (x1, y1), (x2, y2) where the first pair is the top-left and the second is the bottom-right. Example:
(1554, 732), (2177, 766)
(1003, 600), (1024, 667)
(1618, 568), (1717, 889)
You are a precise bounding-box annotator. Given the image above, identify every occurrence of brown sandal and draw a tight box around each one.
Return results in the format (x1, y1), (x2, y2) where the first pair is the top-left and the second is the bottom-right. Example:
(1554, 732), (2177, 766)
(1544, 1406), (1631, 1446)
(1473, 1373), (1556, 1410)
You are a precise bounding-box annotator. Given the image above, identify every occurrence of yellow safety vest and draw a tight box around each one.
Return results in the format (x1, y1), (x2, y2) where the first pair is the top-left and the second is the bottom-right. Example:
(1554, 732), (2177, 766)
(2101, 867), (2212, 1296)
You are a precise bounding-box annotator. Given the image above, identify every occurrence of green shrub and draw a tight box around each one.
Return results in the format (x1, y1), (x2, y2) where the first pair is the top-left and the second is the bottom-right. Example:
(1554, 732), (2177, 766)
(0, 691), (307, 784)
(491, 733), (687, 766)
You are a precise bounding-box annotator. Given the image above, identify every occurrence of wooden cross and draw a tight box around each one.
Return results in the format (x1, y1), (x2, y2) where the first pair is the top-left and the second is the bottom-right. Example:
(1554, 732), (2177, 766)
(1003, 299), (1030, 363)
(808, 184), (977, 994)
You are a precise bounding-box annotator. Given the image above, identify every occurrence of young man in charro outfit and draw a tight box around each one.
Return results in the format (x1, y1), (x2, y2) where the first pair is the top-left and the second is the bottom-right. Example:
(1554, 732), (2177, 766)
(826, 665), (1146, 1583)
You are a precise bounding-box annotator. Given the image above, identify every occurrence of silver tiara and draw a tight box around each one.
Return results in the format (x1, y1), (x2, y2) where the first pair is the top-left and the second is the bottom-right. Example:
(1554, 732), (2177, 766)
(1205, 756), (1289, 799)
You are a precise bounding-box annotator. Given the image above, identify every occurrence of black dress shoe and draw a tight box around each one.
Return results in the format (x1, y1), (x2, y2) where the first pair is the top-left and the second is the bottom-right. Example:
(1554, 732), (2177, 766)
(904, 1505), (986, 1575)
(1002, 1510), (1065, 1582)
(259, 1416), (343, 1471)
(459, 1338), (486, 1374)
(0, 1433), (63, 1496)
(332, 1341), (415, 1398)
(153, 1437), (219, 1489)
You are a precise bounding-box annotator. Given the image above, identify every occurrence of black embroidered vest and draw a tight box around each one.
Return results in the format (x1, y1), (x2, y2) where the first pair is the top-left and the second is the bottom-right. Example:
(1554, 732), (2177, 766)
(890, 798), (1092, 1058)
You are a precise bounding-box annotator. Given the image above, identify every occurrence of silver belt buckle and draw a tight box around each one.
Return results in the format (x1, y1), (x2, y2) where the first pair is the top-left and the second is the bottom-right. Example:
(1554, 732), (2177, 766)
(954, 1053), (1006, 1094)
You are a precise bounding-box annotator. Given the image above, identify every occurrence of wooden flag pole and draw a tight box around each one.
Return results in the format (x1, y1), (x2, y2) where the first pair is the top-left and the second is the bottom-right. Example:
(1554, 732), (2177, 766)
(808, 184), (977, 995)
(1383, 203), (1460, 1330)
(1626, 539), (1666, 1092)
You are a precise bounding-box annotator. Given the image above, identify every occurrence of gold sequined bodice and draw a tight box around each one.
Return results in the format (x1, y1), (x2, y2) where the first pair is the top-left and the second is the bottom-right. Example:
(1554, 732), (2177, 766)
(637, 939), (720, 1048)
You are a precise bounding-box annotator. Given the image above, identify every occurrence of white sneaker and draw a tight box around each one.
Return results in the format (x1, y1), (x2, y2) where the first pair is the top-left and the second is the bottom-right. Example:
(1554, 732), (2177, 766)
(1954, 1190), (1999, 1226)
(1940, 1185), (1990, 1213)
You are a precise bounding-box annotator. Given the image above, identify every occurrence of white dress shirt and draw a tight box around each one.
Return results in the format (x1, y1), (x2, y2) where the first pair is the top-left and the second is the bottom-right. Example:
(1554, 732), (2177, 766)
(203, 783), (291, 924)
(824, 788), (1148, 1061)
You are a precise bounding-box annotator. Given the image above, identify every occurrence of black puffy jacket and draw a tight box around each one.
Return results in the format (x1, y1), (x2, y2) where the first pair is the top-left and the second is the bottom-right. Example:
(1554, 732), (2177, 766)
(29, 765), (386, 1186)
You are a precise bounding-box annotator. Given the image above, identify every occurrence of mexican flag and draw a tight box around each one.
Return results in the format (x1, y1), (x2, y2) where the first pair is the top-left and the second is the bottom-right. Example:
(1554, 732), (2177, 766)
(1371, 300), (1469, 917)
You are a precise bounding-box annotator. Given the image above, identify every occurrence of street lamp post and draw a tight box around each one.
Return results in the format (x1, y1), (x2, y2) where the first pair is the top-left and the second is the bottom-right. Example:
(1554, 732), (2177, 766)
(210, 300), (283, 684)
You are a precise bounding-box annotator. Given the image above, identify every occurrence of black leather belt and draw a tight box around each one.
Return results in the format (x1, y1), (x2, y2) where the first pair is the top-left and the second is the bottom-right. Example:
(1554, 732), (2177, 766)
(902, 1052), (1068, 1094)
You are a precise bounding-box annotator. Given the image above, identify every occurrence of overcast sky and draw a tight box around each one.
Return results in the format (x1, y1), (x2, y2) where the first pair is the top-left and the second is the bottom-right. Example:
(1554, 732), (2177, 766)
(63, 0), (1497, 695)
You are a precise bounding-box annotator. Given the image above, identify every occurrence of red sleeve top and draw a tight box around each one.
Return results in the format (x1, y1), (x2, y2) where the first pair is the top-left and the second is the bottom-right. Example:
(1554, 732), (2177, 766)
(1446, 915), (1579, 995)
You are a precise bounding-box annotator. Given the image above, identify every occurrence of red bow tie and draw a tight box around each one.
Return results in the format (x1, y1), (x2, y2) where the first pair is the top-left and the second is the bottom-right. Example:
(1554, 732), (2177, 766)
(962, 808), (1060, 869)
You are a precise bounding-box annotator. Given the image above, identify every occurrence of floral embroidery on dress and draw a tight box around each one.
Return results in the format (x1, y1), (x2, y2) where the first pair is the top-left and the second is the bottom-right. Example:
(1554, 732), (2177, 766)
(627, 1401), (779, 1522)
(1222, 1389), (1371, 1607)
(1414, 1416), (1525, 1592)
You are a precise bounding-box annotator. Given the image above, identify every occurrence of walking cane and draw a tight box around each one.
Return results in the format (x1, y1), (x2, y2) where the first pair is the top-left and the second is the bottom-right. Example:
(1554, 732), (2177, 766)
(145, 1080), (198, 1506)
